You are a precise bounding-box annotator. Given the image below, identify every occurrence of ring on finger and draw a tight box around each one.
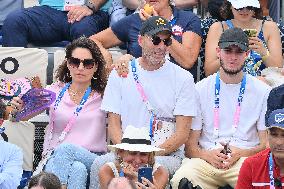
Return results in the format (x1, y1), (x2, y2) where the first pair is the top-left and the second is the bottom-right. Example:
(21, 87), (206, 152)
(122, 63), (126, 66)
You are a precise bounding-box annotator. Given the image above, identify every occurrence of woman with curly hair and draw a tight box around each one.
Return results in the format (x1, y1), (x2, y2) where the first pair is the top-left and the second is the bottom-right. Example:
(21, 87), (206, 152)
(204, 0), (283, 77)
(10, 36), (108, 189)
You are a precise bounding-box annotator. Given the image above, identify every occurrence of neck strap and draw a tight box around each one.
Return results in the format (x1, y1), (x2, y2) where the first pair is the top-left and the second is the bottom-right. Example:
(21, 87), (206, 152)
(131, 59), (156, 139)
(214, 72), (247, 139)
(47, 82), (92, 151)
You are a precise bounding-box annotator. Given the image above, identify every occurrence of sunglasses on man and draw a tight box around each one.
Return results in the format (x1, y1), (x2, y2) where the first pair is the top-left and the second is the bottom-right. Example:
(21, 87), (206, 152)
(234, 6), (256, 12)
(67, 57), (96, 69)
(150, 35), (172, 47)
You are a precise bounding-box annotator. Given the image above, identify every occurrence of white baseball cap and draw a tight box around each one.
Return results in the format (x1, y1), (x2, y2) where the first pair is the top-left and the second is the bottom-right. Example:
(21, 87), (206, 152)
(228, 0), (260, 9)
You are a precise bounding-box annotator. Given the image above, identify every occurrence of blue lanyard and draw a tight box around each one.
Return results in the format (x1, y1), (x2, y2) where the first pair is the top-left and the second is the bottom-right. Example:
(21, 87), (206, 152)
(54, 82), (91, 114)
(131, 60), (155, 139)
(169, 17), (177, 27)
(268, 152), (283, 188)
(214, 72), (246, 137)
(269, 152), (275, 188)
(49, 82), (92, 143)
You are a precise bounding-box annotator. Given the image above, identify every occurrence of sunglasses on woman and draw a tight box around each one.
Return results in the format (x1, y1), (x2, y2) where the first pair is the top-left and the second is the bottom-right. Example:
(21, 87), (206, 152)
(234, 6), (255, 12)
(67, 57), (96, 69)
(150, 35), (172, 46)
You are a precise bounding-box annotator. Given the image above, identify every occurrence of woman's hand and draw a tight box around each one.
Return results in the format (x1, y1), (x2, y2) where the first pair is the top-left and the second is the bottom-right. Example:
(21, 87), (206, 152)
(122, 162), (138, 180)
(10, 97), (24, 111)
(8, 97), (24, 122)
(112, 54), (133, 77)
(248, 37), (268, 57)
(139, 8), (158, 21)
(136, 177), (157, 189)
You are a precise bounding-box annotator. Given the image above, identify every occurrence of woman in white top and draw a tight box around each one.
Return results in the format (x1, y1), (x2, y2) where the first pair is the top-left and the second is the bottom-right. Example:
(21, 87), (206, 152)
(98, 125), (169, 189)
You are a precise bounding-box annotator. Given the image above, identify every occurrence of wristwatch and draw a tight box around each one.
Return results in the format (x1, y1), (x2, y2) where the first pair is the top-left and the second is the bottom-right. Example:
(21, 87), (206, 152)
(86, 0), (96, 12)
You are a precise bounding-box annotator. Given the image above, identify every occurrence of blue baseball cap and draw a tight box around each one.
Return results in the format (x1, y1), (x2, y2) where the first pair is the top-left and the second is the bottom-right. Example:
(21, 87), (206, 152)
(267, 108), (284, 129)
(265, 84), (284, 127)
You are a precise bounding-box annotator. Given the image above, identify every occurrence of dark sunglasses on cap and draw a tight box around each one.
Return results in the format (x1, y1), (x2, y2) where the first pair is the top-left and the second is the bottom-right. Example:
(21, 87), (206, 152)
(234, 6), (256, 11)
(150, 35), (172, 46)
(67, 57), (96, 69)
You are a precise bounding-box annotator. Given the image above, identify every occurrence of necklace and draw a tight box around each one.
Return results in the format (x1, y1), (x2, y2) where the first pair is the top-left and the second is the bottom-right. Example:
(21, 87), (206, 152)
(68, 88), (85, 97)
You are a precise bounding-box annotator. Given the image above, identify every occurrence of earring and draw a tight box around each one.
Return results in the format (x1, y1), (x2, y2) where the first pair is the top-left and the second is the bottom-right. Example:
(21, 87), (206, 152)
(92, 76), (97, 80)
(67, 72), (71, 78)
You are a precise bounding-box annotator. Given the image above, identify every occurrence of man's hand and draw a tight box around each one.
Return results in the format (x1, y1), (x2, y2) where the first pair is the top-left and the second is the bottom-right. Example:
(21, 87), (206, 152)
(223, 146), (242, 169)
(67, 5), (93, 23)
(204, 148), (228, 169)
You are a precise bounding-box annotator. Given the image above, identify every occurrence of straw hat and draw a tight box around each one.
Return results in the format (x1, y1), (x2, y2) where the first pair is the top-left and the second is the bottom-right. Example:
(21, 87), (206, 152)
(108, 125), (164, 153)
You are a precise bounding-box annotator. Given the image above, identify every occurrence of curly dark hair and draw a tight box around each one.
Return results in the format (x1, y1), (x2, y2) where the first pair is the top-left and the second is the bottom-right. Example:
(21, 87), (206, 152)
(28, 172), (61, 189)
(55, 37), (107, 94)
(220, 1), (263, 20)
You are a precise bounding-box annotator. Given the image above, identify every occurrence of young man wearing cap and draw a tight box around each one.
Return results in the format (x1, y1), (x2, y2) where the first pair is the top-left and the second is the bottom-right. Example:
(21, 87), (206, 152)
(171, 28), (271, 189)
(0, 100), (23, 189)
(89, 16), (196, 187)
(236, 84), (284, 189)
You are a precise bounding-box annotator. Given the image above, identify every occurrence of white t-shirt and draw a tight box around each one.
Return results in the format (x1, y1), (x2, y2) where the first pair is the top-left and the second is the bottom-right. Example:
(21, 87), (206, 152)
(192, 73), (271, 150)
(101, 58), (197, 131)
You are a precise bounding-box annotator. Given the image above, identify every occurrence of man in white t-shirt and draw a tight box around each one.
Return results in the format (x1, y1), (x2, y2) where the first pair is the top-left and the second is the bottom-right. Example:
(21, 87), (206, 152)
(91, 16), (197, 183)
(171, 28), (271, 189)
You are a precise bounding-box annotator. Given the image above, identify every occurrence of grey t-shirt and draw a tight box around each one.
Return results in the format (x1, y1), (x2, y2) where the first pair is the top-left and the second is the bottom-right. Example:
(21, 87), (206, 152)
(0, 0), (23, 25)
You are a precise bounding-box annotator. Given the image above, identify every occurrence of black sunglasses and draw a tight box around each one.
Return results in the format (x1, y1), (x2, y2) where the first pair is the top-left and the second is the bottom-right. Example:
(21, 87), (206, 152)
(67, 57), (96, 69)
(151, 35), (172, 47)
(234, 6), (255, 11)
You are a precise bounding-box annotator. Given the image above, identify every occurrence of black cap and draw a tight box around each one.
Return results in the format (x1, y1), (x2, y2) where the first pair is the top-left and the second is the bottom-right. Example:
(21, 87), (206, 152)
(140, 16), (172, 37)
(265, 84), (284, 126)
(218, 28), (249, 51)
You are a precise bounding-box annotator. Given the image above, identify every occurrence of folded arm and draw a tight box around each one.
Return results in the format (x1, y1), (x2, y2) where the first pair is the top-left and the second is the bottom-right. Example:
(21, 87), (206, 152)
(157, 116), (192, 156)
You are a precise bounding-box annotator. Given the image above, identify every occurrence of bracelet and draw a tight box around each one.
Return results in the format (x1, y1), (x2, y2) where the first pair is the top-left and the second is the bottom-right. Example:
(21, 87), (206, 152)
(262, 50), (270, 62)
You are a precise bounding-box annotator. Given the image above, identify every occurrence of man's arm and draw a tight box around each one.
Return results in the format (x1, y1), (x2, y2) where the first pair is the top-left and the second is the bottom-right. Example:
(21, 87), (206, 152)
(67, 0), (108, 23)
(185, 130), (228, 169)
(0, 144), (23, 189)
(108, 112), (123, 144)
(90, 0), (108, 12)
(90, 28), (123, 49)
(157, 116), (192, 156)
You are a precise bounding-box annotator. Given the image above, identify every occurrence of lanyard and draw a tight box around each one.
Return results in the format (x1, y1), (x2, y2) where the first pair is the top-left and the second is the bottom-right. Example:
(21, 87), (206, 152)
(169, 17), (177, 27)
(214, 72), (246, 138)
(47, 82), (91, 151)
(131, 59), (156, 139)
(268, 152), (283, 188)
(269, 152), (276, 189)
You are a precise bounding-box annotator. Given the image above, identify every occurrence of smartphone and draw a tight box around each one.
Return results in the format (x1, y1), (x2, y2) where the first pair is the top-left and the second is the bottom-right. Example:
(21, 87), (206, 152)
(243, 29), (257, 37)
(138, 167), (153, 184)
